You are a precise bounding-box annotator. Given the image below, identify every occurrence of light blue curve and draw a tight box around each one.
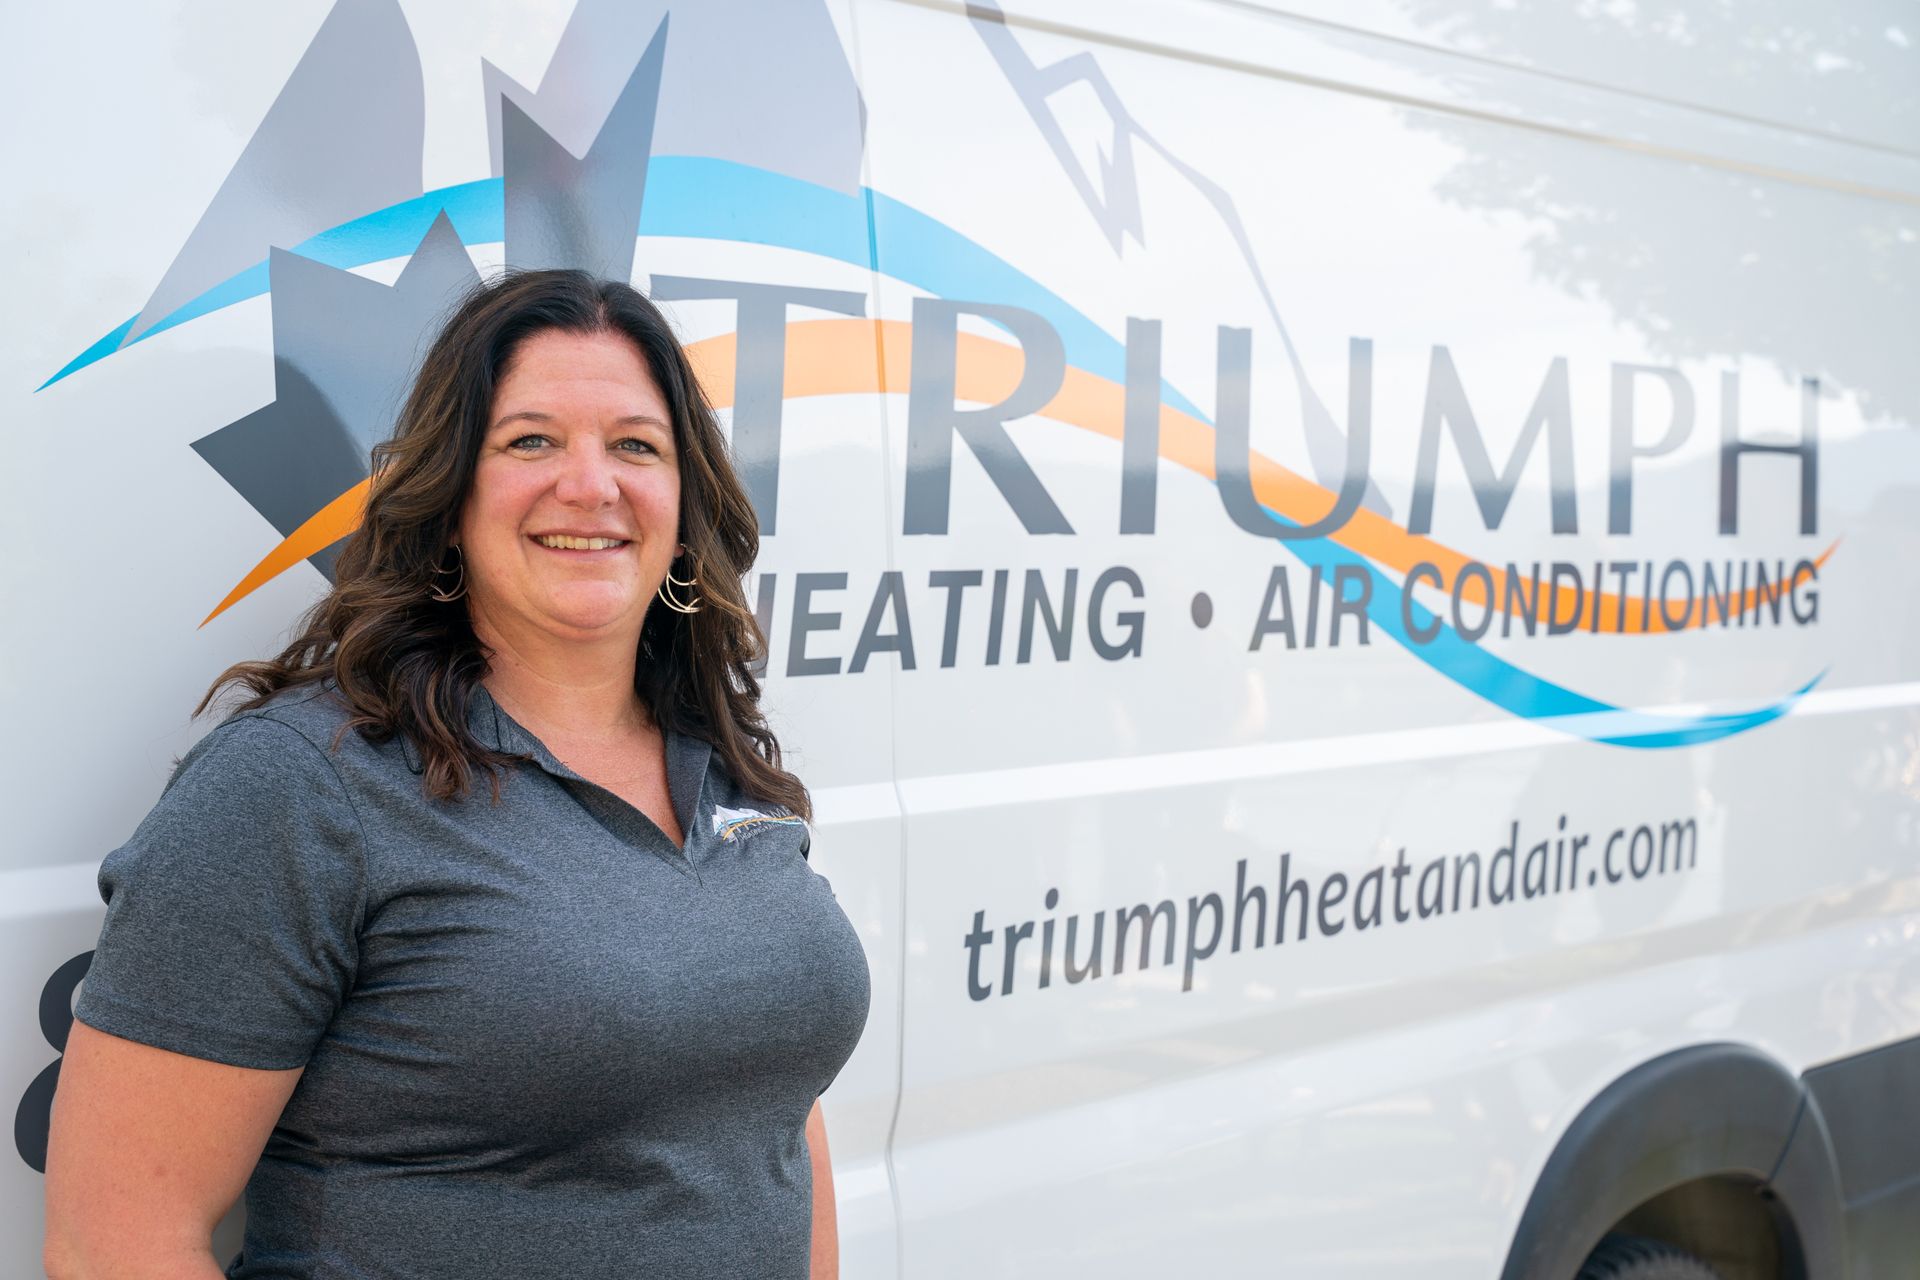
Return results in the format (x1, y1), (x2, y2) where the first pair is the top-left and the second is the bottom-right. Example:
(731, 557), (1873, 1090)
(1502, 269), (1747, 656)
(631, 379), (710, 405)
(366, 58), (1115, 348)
(41, 158), (1203, 423)
(40, 158), (1816, 747)
(39, 177), (502, 390)
(1261, 505), (1822, 747)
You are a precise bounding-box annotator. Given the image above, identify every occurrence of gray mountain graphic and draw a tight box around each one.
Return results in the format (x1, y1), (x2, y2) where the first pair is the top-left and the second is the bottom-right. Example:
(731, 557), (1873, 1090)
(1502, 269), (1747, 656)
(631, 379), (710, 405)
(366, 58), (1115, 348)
(173, 0), (870, 589)
(192, 10), (678, 581)
(501, 19), (668, 283)
(168, 0), (1339, 589)
(482, 0), (865, 196)
(125, 0), (424, 345)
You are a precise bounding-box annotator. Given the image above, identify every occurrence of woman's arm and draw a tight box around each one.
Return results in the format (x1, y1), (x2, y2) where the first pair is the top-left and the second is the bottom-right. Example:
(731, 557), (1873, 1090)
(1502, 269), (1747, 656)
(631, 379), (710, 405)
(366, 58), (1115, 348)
(43, 1019), (302, 1280)
(806, 1099), (838, 1280)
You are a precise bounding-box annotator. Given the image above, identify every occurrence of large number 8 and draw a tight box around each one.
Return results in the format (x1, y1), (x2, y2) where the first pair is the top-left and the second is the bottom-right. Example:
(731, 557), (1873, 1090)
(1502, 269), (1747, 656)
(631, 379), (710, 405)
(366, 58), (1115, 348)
(14, 951), (94, 1174)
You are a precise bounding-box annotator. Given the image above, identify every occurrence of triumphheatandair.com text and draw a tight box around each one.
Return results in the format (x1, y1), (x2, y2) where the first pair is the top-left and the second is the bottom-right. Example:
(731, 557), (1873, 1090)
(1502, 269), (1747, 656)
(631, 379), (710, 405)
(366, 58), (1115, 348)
(961, 814), (1700, 1000)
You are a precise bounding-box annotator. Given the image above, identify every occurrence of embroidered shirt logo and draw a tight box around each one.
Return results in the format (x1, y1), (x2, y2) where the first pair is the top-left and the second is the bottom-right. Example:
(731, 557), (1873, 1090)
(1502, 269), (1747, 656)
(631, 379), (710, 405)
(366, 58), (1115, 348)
(711, 804), (805, 843)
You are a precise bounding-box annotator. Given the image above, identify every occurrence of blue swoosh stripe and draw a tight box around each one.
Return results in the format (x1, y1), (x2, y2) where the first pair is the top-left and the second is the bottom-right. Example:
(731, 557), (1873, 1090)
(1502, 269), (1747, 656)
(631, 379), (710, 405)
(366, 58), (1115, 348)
(1263, 507), (1822, 746)
(40, 158), (1817, 748)
(43, 159), (1203, 416)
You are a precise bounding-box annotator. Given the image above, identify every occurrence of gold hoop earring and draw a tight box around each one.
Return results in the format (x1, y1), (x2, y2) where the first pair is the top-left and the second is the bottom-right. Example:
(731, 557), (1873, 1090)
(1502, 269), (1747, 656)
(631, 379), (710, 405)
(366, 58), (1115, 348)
(657, 544), (702, 614)
(429, 545), (467, 603)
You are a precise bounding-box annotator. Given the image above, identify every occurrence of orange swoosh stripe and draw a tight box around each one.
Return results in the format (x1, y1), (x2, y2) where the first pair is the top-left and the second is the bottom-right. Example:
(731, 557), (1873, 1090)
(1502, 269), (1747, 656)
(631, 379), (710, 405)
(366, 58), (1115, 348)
(210, 319), (1836, 634)
(200, 477), (370, 626)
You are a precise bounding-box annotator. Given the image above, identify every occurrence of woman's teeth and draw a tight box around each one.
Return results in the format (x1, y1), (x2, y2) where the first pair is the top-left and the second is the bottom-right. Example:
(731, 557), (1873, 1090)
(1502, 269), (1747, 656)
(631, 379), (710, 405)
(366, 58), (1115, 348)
(534, 535), (626, 550)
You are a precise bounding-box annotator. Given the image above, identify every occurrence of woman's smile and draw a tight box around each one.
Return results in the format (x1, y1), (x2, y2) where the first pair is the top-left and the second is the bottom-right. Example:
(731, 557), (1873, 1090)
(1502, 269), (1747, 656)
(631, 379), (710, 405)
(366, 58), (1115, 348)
(528, 533), (633, 553)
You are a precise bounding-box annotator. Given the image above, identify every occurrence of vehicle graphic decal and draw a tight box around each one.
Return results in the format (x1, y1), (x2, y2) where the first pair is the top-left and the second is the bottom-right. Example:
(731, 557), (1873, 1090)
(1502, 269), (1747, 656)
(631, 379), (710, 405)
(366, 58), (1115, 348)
(34, 0), (1829, 751)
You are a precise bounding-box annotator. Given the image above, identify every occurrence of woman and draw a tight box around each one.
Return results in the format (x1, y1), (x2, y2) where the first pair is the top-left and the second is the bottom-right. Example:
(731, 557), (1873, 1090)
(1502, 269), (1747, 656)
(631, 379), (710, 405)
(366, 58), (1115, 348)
(43, 271), (871, 1279)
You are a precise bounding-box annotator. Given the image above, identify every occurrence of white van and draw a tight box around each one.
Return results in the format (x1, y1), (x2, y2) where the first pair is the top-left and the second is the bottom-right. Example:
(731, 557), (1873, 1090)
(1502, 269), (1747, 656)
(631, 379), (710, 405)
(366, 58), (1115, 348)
(7, 1), (1917, 1276)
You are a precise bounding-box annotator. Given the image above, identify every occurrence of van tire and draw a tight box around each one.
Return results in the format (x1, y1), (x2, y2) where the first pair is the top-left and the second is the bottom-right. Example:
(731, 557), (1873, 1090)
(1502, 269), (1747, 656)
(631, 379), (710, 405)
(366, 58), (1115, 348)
(1576, 1235), (1723, 1280)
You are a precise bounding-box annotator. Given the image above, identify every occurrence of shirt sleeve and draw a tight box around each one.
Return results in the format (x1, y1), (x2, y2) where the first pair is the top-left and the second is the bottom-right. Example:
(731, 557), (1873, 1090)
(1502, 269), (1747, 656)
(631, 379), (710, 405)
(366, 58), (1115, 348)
(72, 713), (369, 1070)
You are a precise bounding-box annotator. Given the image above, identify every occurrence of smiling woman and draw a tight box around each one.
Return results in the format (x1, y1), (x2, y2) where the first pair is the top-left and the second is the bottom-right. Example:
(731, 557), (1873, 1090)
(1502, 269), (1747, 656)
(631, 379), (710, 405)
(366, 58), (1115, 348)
(44, 271), (869, 1280)
(462, 328), (686, 666)
(215, 269), (804, 814)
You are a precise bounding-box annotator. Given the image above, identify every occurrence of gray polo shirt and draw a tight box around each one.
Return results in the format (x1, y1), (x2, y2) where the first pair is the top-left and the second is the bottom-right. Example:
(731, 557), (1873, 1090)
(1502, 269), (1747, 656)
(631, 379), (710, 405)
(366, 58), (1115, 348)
(74, 681), (871, 1280)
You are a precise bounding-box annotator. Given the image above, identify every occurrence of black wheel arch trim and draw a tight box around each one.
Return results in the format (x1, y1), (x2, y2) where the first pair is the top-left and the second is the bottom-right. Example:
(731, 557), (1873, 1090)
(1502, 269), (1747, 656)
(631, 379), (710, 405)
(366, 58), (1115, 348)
(1498, 1041), (1845, 1280)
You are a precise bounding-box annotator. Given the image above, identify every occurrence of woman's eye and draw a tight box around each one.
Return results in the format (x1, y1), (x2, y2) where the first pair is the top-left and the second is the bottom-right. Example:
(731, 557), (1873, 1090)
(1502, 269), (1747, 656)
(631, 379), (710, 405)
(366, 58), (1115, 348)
(508, 434), (550, 451)
(616, 438), (657, 455)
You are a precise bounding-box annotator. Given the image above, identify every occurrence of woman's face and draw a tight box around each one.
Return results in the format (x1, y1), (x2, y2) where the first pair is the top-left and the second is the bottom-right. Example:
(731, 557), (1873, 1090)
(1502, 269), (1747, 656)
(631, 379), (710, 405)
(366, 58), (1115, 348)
(457, 327), (681, 654)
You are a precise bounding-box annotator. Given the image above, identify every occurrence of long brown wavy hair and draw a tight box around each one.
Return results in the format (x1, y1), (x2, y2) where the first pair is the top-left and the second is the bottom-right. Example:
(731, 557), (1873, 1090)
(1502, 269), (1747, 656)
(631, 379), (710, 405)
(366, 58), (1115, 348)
(200, 269), (808, 818)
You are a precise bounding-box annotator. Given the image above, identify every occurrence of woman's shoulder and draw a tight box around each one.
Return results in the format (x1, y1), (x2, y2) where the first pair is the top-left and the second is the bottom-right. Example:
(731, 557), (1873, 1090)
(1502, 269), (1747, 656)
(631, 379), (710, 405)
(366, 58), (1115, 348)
(174, 682), (365, 794)
(234, 680), (355, 740)
(136, 689), (370, 871)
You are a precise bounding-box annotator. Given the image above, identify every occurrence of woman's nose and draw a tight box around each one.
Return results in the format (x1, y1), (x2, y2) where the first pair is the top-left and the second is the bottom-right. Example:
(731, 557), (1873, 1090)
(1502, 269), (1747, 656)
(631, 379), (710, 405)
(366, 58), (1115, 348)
(552, 440), (621, 508)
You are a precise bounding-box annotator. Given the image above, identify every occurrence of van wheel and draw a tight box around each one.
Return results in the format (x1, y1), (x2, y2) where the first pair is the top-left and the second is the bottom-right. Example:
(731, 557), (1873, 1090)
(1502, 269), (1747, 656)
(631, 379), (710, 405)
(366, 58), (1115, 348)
(1577, 1234), (1723, 1280)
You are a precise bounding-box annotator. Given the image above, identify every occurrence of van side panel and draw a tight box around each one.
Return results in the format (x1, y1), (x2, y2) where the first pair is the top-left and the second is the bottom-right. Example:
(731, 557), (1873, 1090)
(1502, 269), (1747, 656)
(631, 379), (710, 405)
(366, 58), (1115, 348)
(854, 1), (1920, 1276)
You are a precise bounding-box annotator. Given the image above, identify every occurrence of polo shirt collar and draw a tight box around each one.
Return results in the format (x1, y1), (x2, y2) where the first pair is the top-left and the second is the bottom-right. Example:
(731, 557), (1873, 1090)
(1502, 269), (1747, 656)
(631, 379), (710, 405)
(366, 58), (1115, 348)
(466, 682), (714, 842)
